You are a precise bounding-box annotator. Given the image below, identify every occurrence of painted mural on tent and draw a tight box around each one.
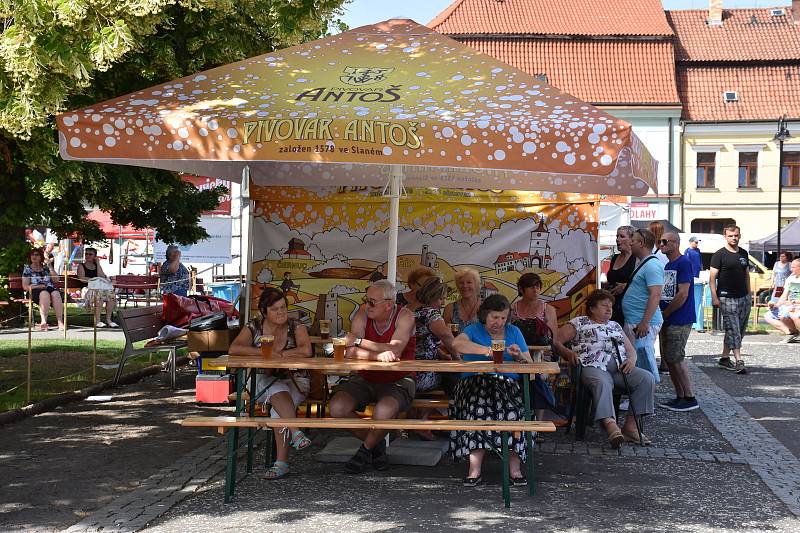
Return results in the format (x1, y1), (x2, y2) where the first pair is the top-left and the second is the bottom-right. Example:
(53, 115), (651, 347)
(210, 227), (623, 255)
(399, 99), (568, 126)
(251, 186), (599, 334)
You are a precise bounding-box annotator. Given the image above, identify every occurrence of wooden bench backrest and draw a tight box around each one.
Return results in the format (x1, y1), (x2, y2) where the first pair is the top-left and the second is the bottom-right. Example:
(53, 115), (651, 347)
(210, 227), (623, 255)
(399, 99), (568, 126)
(120, 305), (165, 344)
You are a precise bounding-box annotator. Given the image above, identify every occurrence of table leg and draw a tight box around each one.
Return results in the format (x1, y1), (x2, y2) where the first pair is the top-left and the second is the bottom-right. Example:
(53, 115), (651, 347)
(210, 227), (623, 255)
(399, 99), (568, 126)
(226, 368), (244, 501)
(502, 431), (511, 509)
(246, 370), (256, 473)
(522, 373), (534, 496)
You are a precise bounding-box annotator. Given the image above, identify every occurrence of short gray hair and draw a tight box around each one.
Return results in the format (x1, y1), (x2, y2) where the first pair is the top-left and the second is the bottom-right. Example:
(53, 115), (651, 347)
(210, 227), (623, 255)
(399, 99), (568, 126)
(370, 279), (397, 300)
(617, 225), (636, 238)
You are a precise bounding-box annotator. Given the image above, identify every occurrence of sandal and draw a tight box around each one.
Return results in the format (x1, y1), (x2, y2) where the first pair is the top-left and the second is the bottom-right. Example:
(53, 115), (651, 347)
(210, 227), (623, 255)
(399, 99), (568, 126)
(623, 430), (652, 445)
(463, 475), (482, 487)
(290, 430), (312, 451)
(264, 460), (289, 480)
(39, 323), (48, 331)
(510, 474), (528, 486)
(608, 429), (624, 449)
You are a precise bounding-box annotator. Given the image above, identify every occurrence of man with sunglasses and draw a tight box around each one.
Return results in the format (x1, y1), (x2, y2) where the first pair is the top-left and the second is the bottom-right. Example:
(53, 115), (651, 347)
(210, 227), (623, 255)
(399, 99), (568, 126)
(329, 279), (416, 474)
(657, 233), (698, 411)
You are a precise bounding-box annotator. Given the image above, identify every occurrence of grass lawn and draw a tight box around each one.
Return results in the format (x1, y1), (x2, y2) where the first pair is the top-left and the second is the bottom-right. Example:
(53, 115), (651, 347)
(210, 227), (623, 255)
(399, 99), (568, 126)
(0, 338), (183, 412)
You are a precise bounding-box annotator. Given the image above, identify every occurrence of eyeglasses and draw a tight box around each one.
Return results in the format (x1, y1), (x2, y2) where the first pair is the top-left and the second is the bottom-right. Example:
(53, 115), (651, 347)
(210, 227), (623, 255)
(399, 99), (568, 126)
(659, 239), (673, 245)
(363, 296), (392, 307)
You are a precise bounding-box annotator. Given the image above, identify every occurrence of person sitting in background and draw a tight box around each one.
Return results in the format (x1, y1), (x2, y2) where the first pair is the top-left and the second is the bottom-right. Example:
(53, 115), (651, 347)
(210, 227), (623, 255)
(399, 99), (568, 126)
(443, 267), (481, 330)
(772, 258), (800, 341)
(451, 294), (532, 487)
(229, 287), (313, 480)
(558, 289), (655, 448)
(21, 248), (65, 331)
(397, 266), (436, 306)
(771, 251), (793, 300)
(159, 245), (190, 297)
(77, 247), (118, 328)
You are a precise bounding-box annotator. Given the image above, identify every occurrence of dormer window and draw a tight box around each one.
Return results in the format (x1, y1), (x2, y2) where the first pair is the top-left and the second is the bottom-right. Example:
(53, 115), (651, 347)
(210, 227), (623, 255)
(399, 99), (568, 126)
(770, 8), (785, 16)
(723, 91), (738, 103)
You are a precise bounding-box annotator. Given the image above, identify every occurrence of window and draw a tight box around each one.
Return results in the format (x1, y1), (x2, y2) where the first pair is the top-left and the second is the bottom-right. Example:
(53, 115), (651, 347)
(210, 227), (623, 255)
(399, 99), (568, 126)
(738, 152), (758, 188)
(782, 152), (800, 187)
(691, 218), (735, 234)
(696, 152), (716, 188)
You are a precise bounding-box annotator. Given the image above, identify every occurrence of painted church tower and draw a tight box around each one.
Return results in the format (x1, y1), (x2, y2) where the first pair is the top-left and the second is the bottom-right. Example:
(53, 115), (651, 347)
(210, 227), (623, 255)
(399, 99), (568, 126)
(529, 216), (551, 269)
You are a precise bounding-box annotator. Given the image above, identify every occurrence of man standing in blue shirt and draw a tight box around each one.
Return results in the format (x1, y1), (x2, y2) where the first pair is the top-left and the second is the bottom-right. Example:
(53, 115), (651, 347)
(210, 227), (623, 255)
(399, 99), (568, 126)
(684, 236), (702, 279)
(622, 228), (664, 384)
(658, 233), (698, 411)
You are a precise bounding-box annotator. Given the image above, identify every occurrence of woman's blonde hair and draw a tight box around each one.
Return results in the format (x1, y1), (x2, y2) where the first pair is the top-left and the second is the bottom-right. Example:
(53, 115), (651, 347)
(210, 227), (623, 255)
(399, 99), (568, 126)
(453, 267), (480, 288)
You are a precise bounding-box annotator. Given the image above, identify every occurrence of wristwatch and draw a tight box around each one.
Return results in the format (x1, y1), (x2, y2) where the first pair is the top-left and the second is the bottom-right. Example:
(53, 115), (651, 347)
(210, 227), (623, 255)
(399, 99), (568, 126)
(353, 337), (363, 348)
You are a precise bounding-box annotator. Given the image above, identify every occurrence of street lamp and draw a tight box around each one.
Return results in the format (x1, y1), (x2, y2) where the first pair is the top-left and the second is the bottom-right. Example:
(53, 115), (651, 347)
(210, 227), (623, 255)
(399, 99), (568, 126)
(774, 116), (792, 255)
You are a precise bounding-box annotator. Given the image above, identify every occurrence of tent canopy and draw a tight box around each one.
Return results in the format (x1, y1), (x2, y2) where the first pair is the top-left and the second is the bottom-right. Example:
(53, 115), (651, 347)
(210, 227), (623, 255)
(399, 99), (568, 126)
(749, 217), (800, 252)
(57, 19), (656, 196)
(86, 209), (151, 240)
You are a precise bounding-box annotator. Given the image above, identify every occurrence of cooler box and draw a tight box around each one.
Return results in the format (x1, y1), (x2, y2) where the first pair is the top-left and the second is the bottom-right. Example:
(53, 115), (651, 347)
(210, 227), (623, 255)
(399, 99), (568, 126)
(209, 282), (242, 311)
(197, 355), (227, 376)
(196, 374), (232, 404)
(187, 328), (239, 352)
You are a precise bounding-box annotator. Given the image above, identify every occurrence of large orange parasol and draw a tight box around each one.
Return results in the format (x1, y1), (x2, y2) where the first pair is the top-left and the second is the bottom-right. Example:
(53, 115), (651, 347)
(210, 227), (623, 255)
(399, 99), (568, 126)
(56, 18), (657, 283)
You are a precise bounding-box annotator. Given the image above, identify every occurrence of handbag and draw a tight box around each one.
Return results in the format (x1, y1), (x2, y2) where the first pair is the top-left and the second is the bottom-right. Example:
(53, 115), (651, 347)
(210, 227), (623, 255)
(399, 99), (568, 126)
(188, 311), (228, 331)
(162, 293), (239, 326)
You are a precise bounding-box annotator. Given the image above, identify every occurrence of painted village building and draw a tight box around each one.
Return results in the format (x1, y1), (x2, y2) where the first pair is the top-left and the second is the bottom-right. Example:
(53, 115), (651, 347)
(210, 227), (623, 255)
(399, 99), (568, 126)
(430, 0), (683, 225)
(667, 1), (800, 245)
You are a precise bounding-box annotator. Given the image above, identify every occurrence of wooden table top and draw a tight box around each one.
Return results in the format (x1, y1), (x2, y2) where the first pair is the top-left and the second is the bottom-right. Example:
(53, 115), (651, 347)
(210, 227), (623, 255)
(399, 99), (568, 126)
(213, 355), (559, 374)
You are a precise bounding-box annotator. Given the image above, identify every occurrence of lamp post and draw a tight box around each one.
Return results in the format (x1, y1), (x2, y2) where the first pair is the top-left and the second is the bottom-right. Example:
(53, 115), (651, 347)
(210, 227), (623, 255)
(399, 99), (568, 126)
(774, 116), (792, 255)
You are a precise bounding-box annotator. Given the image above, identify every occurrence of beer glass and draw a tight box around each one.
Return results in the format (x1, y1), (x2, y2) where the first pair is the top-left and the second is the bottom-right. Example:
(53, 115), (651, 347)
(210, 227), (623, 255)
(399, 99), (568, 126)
(490, 339), (505, 364)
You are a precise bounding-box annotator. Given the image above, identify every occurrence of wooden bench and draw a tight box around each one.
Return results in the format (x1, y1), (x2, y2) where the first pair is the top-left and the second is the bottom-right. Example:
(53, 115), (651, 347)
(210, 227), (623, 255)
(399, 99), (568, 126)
(183, 415), (556, 508)
(112, 274), (159, 307)
(113, 305), (186, 388)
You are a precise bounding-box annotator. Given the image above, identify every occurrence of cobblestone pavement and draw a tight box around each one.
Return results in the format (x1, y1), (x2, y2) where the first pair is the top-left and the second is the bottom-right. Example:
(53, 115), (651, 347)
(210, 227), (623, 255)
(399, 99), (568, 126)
(2, 332), (799, 532)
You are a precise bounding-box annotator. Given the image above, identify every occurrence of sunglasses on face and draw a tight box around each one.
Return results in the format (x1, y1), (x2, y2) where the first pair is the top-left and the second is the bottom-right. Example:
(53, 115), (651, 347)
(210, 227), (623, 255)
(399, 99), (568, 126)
(659, 239), (673, 245)
(363, 296), (391, 307)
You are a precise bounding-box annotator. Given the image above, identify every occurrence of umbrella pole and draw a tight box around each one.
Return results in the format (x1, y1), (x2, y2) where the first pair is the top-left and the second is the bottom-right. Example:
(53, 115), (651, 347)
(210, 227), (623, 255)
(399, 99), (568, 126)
(386, 168), (402, 284)
(63, 262), (68, 339)
(27, 288), (33, 404)
(241, 166), (254, 323)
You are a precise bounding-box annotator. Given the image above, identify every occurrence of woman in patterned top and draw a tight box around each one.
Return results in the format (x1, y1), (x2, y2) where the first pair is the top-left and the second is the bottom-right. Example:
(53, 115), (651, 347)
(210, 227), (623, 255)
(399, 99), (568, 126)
(159, 245), (191, 297)
(557, 289), (655, 448)
(22, 248), (65, 331)
(229, 287), (312, 479)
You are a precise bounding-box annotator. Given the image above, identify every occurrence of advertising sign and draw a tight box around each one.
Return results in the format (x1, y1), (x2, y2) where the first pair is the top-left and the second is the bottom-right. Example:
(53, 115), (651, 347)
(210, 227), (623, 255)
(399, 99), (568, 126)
(155, 216), (233, 264)
(182, 175), (232, 215)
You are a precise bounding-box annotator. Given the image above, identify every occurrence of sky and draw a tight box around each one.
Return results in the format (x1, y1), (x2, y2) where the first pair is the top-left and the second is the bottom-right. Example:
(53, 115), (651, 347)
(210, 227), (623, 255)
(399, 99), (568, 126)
(340, 0), (792, 29)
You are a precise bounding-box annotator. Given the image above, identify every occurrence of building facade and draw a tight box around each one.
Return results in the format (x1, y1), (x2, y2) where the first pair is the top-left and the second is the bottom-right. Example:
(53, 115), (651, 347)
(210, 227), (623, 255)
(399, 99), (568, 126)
(667, 2), (800, 246)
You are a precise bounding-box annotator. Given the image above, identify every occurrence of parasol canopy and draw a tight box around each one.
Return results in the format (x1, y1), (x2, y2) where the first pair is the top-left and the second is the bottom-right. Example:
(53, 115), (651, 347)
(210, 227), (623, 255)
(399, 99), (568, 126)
(56, 19), (657, 196)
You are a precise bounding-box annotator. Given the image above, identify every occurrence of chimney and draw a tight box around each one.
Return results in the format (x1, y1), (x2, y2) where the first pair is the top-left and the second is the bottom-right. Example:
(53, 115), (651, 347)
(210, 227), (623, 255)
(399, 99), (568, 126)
(708, 0), (723, 26)
(794, 0), (800, 22)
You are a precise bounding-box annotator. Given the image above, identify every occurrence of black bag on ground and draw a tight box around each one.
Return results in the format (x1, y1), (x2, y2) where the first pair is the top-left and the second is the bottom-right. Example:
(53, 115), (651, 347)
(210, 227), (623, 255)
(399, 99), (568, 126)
(188, 311), (228, 331)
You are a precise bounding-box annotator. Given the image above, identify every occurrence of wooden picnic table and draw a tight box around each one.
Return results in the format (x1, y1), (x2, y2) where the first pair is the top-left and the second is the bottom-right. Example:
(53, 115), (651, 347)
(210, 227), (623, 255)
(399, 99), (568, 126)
(216, 355), (559, 504)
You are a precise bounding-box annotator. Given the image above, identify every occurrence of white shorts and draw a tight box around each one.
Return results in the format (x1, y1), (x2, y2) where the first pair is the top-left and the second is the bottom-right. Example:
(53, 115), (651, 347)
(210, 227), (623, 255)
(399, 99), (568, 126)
(254, 374), (310, 418)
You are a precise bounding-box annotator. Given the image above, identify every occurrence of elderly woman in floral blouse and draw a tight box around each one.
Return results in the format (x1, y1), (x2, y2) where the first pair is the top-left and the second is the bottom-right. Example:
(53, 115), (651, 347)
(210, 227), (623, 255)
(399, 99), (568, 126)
(557, 289), (655, 448)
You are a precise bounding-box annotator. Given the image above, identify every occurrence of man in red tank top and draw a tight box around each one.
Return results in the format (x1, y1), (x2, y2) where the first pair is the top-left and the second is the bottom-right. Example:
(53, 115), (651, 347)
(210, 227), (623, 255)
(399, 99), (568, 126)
(329, 280), (416, 474)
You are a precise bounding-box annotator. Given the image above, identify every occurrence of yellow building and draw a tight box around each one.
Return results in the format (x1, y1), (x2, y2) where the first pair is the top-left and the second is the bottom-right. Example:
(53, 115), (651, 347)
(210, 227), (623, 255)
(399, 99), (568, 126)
(668, 3), (800, 248)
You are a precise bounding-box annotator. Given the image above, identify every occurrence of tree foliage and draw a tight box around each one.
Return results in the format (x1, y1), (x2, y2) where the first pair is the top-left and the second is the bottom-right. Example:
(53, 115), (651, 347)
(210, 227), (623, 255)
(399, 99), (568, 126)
(0, 0), (348, 266)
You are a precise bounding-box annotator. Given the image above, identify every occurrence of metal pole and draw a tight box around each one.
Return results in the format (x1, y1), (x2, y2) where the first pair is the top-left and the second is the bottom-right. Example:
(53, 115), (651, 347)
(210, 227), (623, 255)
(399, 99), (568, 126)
(387, 167), (402, 285)
(92, 292), (98, 383)
(242, 166), (254, 323)
(777, 137), (784, 255)
(63, 259), (68, 339)
(27, 288), (33, 404)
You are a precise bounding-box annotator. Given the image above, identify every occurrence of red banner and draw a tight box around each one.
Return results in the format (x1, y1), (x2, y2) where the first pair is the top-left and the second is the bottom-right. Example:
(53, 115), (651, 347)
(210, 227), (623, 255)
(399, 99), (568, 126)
(182, 175), (231, 215)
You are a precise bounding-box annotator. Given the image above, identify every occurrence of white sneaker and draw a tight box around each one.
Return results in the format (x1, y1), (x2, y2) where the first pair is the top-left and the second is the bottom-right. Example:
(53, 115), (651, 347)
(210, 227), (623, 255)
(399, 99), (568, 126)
(96, 321), (106, 328)
(107, 321), (119, 328)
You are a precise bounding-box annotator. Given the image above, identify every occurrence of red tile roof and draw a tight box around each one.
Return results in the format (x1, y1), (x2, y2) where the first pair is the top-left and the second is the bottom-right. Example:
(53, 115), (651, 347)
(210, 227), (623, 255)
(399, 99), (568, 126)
(666, 8), (800, 62)
(677, 65), (800, 121)
(429, 0), (674, 36)
(459, 38), (681, 104)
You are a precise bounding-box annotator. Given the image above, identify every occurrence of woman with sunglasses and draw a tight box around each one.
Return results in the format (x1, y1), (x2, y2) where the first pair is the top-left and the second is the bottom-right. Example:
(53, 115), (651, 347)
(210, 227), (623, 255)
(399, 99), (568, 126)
(396, 266), (436, 306)
(77, 247), (118, 328)
(22, 248), (65, 331)
(229, 287), (312, 480)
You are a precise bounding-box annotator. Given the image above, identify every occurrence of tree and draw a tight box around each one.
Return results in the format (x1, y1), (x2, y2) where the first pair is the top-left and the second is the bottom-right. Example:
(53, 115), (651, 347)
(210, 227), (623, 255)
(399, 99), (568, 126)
(0, 0), (348, 270)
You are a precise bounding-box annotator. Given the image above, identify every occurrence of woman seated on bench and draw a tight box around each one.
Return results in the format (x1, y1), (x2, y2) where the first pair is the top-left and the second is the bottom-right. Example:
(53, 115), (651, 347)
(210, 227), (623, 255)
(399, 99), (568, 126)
(557, 289), (655, 448)
(451, 294), (532, 487)
(77, 247), (118, 328)
(229, 287), (312, 480)
(22, 248), (65, 331)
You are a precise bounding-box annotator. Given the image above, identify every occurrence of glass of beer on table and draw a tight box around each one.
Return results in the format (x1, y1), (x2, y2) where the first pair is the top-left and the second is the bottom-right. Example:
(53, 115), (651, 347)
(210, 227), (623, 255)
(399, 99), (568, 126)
(319, 319), (331, 340)
(260, 335), (275, 358)
(490, 339), (505, 364)
(332, 337), (347, 361)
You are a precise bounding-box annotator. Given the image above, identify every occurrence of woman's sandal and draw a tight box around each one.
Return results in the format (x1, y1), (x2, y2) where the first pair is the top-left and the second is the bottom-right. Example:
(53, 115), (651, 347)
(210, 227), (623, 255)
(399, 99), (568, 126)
(622, 430), (652, 445)
(264, 460), (290, 480)
(290, 430), (312, 451)
(39, 323), (48, 331)
(608, 429), (624, 449)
